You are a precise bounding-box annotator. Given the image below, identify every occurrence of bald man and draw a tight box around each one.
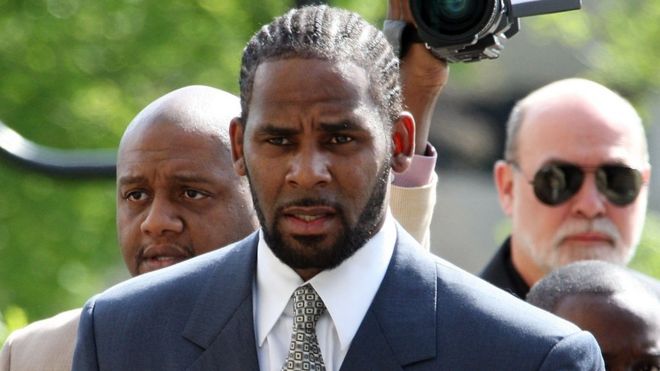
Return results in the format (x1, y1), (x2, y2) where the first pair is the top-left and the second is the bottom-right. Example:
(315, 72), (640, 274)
(1, 86), (258, 371)
(480, 78), (656, 298)
(527, 261), (660, 371)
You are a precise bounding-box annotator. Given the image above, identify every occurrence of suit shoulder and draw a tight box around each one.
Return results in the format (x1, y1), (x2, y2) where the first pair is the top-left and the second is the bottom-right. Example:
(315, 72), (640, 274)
(4, 308), (80, 344)
(435, 257), (579, 330)
(425, 258), (604, 368)
(98, 234), (255, 304)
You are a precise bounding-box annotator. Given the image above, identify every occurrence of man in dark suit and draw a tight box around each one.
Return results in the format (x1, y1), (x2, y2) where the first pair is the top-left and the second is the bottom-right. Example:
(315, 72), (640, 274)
(73, 5), (603, 370)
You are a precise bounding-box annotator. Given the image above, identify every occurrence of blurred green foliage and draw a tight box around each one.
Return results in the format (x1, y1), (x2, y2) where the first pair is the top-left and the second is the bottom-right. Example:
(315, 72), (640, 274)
(1, 0), (659, 345)
(0, 306), (28, 344)
(0, 0), (293, 332)
(0, 0), (392, 343)
(630, 212), (660, 278)
(528, 0), (660, 103)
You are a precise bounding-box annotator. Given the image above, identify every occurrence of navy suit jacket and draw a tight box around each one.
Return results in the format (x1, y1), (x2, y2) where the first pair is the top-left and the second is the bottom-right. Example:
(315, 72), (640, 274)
(73, 226), (603, 370)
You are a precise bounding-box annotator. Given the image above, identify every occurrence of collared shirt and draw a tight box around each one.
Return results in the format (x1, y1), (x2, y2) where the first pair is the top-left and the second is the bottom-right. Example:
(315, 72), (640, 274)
(253, 211), (397, 371)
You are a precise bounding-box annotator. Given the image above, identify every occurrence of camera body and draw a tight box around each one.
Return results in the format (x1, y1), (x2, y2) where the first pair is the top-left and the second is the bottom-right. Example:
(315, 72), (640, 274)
(409, 0), (582, 63)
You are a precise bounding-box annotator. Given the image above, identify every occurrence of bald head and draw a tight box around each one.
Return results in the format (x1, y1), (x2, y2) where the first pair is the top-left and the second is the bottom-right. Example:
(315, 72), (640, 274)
(504, 78), (647, 163)
(120, 85), (240, 155)
(116, 85), (257, 276)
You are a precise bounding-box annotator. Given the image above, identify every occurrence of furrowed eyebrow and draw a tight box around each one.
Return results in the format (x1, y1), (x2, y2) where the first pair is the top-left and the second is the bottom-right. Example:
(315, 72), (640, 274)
(171, 175), (214, 184)
(319, 121), (362, 133)
(257, 124), (299, 136)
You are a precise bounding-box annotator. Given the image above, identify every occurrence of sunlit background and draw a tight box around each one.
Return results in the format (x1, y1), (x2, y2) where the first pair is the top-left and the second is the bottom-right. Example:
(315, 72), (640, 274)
(1, 0), (658, 341)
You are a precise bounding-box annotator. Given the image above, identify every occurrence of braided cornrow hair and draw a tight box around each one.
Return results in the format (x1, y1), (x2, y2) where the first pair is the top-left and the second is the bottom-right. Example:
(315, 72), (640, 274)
(239, 5), (402, 127)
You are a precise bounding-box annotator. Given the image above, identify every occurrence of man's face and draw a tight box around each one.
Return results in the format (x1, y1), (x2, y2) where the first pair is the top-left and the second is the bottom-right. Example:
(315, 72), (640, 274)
(498, 96), (650, 280)
(555, 292), (660, 371)
(117, 121), (256, 276)
(231, 58), (394, 278)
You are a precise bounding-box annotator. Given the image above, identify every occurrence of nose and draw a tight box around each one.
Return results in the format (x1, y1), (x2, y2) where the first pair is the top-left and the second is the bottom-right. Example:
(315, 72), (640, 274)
(570, 174), (606, 218)
(285, 145), (331, 188)
(140, 195), (184, 236)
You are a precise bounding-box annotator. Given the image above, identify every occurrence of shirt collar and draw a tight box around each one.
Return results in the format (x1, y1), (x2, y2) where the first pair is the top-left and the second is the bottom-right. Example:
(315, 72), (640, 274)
(255, 210), (397, 351)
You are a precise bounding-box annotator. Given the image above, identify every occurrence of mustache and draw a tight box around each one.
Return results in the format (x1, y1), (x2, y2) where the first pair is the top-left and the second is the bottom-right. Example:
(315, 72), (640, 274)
(276, 197), (343, 212)
(554, 218), (622, 245)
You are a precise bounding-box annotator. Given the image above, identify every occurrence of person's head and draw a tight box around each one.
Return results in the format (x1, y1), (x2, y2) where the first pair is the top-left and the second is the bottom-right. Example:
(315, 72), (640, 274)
(229, 5), (415, 280)
(117, 85), (258, 276)
(527, 261), (660, 371)
(494, 78), (651, 285)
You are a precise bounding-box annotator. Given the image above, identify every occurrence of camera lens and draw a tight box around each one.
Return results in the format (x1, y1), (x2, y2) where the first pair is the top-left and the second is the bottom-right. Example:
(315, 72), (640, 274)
(438, 0), (471, 19)
(416, 0), (492, 36)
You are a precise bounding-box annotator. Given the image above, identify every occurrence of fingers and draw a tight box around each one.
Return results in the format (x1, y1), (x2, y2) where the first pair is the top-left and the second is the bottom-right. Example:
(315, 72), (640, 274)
(387, 0), (402, 20)
(387, 1), (416, 25)
(401, 0), (415, 24)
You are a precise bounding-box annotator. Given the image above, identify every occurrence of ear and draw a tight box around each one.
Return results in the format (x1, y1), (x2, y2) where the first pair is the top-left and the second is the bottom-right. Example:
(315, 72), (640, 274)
(390, 112), (415, 173)
(229, 117), (247, 176)
(642, 163), (652, 184)
(494, 160), (514, 216)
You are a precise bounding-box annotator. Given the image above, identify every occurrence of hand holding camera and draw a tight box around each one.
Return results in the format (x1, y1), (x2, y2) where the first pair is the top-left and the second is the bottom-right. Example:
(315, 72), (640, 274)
(388, 0), (582, 63)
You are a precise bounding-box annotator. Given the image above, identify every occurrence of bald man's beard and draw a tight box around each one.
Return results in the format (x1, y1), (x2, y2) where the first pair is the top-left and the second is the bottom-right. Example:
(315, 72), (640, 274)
(245, 160), (390, 271)
(521, 217), (636, 274)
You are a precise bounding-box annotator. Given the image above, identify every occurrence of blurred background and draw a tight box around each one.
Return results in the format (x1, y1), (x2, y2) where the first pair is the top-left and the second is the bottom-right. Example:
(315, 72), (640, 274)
(1, 0), (659, 341)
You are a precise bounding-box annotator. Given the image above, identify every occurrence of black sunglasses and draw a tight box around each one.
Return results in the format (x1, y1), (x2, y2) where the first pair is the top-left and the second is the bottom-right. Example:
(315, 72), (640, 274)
(510, 161), (644, 206)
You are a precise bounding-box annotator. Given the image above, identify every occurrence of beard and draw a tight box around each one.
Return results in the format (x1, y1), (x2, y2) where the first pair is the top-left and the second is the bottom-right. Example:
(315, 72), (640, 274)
(521, 217), (635, 274)
(246, 159), (391, 272)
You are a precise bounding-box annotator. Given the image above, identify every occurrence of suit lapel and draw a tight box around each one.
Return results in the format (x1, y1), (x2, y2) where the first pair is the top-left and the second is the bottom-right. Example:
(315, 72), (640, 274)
(183, 233), (261, 371)
(341, 224), (437, 370)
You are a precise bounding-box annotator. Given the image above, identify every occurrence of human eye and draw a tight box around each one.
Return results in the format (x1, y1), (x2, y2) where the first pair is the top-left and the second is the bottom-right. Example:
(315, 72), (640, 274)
(183, 189), (209, 200)
(329, 135), (353, 144)
(124, 190), (148, 202)
(267, 137), (292, 146)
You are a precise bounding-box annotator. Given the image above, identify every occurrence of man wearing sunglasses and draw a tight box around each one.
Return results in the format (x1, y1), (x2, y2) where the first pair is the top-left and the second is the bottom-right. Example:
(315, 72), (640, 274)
(481, 78), (654, 299)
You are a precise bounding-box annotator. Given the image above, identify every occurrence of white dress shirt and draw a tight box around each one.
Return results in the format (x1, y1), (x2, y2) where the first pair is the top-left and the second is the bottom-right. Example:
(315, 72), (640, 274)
(253, 211), (397, 371)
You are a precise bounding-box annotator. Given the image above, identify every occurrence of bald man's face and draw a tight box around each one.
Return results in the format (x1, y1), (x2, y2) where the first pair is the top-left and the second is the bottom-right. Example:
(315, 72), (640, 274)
(496, 95), (650, 284)
(116, 120), (257, 276)
(555, 292), (660, 371)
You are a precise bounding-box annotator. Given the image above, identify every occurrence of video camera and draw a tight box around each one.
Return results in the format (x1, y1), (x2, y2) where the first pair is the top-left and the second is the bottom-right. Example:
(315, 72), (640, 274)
(409, 0), (582, 63)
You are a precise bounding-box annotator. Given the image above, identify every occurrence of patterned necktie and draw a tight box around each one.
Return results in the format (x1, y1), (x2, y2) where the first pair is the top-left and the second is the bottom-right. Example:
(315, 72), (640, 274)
(281, 284), (326, 371)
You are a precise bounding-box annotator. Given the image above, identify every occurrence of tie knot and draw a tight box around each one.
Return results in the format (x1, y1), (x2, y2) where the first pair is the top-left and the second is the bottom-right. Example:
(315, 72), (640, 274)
(292, 284), (326, 331)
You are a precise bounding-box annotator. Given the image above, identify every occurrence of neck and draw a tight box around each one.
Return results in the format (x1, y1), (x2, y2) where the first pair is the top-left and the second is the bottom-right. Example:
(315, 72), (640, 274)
(295, 268), (322, 282)
(510, 238), (546, 288)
